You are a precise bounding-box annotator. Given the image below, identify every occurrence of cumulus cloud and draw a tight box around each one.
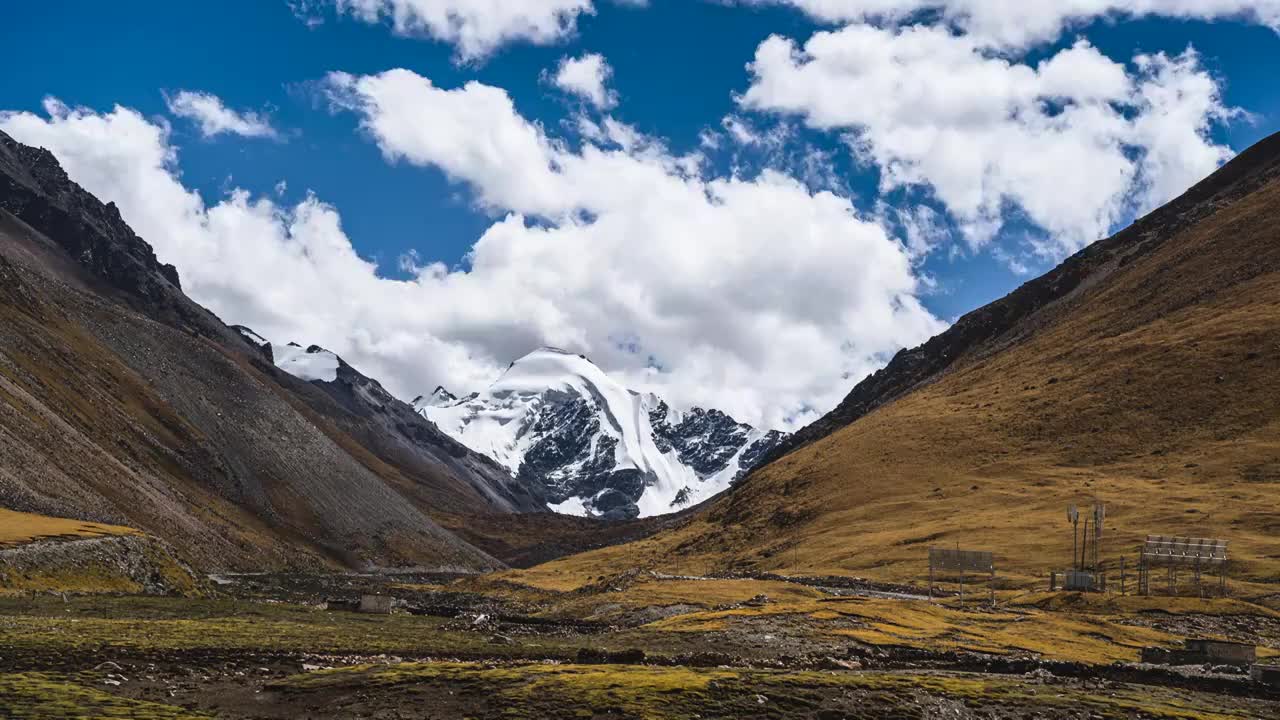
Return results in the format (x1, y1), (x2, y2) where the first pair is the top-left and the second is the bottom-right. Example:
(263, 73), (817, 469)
(297, 0), (602, 60)
(550, 53), (617, 109)
(740, 26), (1235, 256)
(1, 90), (943, 430)
(744, 0), (1280, 48)
(164, 90), (278, 139)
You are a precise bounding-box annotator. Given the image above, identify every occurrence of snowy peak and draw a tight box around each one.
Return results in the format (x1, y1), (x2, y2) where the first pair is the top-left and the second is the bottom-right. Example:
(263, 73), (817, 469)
(419, 348), (787, 521)
(414, 385), (461, 409)
(491, 347), (608, 398)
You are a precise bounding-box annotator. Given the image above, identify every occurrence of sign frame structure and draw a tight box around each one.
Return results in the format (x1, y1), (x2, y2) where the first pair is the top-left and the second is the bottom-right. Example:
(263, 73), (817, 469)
(928, 547), (996, 606)
(1138, 536), (1229, 597)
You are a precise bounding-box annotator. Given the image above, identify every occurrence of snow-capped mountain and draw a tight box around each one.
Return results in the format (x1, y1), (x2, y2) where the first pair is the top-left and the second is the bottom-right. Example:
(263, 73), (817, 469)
(416, 347), (786, 520)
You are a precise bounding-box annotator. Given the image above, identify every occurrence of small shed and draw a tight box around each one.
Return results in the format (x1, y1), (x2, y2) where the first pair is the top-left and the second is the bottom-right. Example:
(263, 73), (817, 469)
(1185, 639), (1256, 666)
(1252, 664), (1280, 687)
(1141, 639), (1256, 667)
(358, 594), (394, 614)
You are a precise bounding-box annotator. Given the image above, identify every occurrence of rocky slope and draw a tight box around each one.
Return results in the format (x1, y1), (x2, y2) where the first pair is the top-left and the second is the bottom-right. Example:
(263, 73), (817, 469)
(0, 129), (526, 573)
(234, 329), (544, 514)
(419, 348), (785, 520)
(521, 130), (1280, 587)
(0, 533), (202, 596)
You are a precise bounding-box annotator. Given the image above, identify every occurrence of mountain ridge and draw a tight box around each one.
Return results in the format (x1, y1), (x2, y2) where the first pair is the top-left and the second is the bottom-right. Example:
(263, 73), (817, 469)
(510, 129), (1280, 590)
(753, 129), (1280, 477)
(0, 129), (529, 572)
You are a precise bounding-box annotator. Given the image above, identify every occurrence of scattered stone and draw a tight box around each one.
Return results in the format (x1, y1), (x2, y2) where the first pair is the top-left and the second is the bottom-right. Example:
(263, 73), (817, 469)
(817, 657), (862, 671)
(1024, 668), (1057, 684)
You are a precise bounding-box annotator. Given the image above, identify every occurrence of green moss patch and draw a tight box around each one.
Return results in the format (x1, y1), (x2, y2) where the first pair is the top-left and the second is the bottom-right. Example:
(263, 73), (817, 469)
(0, 673), (209, 719)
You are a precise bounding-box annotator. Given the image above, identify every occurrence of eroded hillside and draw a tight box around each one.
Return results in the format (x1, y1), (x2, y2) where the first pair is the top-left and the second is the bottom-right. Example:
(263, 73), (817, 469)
(0, 131), (515, 573)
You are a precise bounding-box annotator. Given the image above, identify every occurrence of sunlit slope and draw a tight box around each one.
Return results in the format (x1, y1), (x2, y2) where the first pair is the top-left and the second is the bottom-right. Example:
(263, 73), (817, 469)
(0, 508), (137, 547)
(513, 132), (1280, 590)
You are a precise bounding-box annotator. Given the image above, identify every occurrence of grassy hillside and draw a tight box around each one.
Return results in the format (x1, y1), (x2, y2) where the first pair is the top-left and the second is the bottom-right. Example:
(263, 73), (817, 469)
(0, 510), (201, 595)
(0, 509), (137, 548)
(510, 133), (1280, 593)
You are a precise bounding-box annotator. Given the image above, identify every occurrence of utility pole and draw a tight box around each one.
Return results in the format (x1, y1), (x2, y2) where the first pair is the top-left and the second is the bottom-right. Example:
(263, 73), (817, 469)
(1081, 516), (1090, 572)
(1094, 503), (1105, 573)
(1068, 506), (1080, 572)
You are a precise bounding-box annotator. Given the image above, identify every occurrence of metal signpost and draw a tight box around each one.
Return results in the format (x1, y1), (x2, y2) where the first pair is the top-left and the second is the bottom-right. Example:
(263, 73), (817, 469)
(929, 547), (996, 606)
(1138, 536), (1229, 597)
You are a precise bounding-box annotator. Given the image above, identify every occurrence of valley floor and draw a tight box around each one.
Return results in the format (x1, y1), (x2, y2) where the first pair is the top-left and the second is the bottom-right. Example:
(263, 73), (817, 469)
(2, 572), (1279, 719)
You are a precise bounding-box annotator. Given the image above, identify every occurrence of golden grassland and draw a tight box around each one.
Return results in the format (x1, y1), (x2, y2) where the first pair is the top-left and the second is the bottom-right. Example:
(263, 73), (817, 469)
(7, 582), (1276, 669)
(273, 662), (1273, 720)
(0, 508), (138, 548)
(7, 659), (1268, 720)
(646, 595), (1187, 665)
(0, 590), (1276, 719)
(459, 573), (1280, 665)
(507, 177), (1280, 594)
(0, 595), (592, 660)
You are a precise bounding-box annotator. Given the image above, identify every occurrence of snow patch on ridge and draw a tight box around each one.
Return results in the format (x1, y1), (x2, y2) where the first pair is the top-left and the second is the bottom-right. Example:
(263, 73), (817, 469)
(273, 343), (340, 383)
(547, 496), (589, 517)
(234, 326), (269, 346)
(234, 328), (340, 384)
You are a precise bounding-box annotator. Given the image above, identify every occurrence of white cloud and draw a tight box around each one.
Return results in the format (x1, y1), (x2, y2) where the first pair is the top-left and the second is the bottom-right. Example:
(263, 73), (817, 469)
(307, 0), (598, 60)
(740, 26), (1235, 256)
(164, 90), (278, 139)
(745, 0), (1280, 48)
(2, 90), (944, 431)
(551, 53), (617, 109)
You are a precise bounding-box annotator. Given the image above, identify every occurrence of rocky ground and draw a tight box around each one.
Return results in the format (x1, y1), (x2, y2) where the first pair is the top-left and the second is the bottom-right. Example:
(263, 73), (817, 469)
(2, 573), (1279, 718)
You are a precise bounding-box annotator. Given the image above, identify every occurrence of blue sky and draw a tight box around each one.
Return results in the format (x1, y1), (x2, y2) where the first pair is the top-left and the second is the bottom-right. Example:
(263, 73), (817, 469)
(2, 1), (1278, 429)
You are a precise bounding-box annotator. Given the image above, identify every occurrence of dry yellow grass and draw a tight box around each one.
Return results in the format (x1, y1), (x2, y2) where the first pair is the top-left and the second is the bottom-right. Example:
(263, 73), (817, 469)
(646, 595), (1180, 665)
(466, 572), (1280, 665)
(512, 136), (1280, 596)
(0, 508), (138, 548)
